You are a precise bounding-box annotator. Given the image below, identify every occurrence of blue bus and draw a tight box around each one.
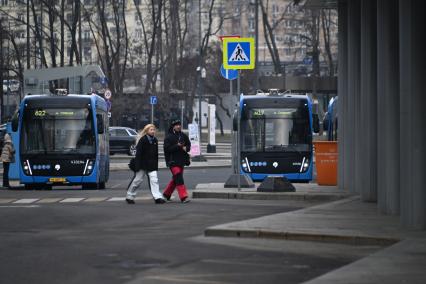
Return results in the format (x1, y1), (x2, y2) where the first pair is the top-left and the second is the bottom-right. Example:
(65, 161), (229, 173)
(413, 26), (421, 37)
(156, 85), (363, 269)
(237, 92), (319, 182)
(323, 96), (338, 141)
(11, 94), (109, 189)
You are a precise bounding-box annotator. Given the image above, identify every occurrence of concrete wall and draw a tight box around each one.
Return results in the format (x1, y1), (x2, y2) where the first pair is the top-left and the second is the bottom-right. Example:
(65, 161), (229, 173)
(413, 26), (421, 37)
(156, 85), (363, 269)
(338, 0), (426, 229)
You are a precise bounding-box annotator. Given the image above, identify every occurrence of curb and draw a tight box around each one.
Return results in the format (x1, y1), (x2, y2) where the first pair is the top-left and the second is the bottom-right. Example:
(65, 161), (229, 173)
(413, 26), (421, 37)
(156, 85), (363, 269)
(192, 191), (351, 202)
(204, 227), (400, 247)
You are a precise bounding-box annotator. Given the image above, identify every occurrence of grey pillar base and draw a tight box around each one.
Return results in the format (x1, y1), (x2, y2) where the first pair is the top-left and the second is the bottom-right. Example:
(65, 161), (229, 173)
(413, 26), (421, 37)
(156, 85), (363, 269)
(257, 176), (295, 192)
(224, 174), (255, 188)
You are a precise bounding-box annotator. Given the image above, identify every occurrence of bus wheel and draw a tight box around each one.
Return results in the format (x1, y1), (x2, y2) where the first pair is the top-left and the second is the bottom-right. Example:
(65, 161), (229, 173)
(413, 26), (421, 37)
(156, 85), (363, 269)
(128, 144), (137, 156)
(98, 182), (106, 189)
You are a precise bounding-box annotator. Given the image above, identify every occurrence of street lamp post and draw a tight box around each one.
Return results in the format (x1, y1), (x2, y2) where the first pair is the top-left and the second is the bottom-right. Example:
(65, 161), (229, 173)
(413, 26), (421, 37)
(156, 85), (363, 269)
(193, 0), (207, 162)
(193, 66), (207, 162)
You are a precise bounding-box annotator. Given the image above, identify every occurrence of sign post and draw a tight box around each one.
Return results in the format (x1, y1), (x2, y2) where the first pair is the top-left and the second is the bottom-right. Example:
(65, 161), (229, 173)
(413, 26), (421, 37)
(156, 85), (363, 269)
(179, 100), (185, 128)
(222, 37), (255, 191)
(150, 96), (157, 124)
(207, 104), (216, 153)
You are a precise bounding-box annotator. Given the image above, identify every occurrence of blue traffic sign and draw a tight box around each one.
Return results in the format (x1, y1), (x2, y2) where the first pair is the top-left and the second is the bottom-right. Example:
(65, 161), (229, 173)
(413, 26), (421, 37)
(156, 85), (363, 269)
(150, 96), (157, 105)
(220, 64), (238, 80)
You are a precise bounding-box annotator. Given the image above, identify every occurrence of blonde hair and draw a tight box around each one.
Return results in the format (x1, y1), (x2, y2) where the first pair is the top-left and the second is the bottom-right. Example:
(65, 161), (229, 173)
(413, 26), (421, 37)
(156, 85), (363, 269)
(136, 124), (156, 144)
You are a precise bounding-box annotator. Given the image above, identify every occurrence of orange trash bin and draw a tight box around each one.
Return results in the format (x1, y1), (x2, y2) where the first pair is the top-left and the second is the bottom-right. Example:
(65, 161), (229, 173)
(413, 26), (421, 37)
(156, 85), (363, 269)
(313, 141), (338, 185)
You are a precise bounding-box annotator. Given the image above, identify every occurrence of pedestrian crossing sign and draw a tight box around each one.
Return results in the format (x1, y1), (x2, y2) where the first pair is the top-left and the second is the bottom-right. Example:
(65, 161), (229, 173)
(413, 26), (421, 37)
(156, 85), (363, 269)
(223, 37), (255, 70)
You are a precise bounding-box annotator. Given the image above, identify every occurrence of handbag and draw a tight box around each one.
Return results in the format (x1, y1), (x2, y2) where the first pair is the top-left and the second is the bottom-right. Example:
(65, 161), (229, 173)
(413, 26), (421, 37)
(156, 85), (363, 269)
(184, 152), (191, 166)
(128, 157), (136, 172)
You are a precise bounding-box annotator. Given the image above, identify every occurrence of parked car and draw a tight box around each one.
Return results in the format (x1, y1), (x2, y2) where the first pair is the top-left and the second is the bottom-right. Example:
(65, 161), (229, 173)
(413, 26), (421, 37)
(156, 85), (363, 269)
(109, 127), (138, 156)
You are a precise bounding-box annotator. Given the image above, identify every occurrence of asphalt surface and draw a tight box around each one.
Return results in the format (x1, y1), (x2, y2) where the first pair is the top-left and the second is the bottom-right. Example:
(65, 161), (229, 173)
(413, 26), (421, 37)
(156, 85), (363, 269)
(0, 198), (361, 284)
(0, 168), (374, 284)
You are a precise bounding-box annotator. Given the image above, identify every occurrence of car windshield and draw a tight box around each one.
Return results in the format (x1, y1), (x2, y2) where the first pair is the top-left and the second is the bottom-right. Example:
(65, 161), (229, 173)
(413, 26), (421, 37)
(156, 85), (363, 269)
(21, 108), (95, 155)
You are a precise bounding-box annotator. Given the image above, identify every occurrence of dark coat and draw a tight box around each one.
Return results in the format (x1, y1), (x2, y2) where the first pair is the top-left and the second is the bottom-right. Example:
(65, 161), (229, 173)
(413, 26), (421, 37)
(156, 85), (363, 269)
(134, 135), (158, 172)
(164, 129), (191, 167)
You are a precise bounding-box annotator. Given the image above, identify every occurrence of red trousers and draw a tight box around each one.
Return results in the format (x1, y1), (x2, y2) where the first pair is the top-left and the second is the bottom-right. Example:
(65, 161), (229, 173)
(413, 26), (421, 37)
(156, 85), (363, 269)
(163, 166), (188, 201)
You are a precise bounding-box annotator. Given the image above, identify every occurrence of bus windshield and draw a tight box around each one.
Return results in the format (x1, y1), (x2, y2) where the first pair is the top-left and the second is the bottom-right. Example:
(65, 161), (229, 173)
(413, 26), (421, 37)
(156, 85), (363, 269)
(241, 106), (311, 152)
(21, 108), (95, 155)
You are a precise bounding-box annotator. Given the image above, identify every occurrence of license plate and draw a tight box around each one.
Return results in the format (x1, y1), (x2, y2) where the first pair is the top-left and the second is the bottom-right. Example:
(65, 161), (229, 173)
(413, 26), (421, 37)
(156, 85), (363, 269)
(49, 177), (66, 183)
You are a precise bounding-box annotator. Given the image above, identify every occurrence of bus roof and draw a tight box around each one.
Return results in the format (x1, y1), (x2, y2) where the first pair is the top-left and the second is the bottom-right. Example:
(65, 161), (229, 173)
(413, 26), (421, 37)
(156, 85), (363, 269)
(21, 94), (107, 111)
(243, 93), (310, 101)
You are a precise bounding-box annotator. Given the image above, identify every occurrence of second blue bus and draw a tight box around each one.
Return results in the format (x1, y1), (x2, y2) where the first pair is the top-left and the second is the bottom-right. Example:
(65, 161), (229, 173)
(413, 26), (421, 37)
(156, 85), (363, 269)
(237, 92), (319, 182)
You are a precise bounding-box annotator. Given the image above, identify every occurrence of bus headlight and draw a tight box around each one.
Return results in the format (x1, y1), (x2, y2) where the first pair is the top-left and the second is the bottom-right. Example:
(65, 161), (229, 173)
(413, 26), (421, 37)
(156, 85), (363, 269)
(302, 159), (310, 172)
(83, 160), (95, 176)
(23, 160), (33, 176)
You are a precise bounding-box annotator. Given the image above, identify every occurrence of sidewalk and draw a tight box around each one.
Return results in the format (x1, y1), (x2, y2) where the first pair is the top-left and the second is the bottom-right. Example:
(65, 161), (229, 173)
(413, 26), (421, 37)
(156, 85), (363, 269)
(194, 184), (426, 283)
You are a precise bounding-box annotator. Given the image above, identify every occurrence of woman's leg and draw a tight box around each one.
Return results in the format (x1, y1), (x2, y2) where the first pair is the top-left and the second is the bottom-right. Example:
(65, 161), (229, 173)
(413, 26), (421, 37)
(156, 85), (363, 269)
(147, 171), (164, 201)
(126, 170), (144, 201)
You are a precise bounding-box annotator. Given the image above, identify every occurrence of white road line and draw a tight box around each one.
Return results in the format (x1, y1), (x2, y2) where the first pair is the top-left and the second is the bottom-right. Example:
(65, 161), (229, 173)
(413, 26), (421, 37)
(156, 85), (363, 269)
(13, 198), (39, 204)
(110, 183), (123, 189)
(0, 205), (40, 208)
(84, 197), (108, 202)
(59, 198), (85, 203)
(107, 197), (125, 202)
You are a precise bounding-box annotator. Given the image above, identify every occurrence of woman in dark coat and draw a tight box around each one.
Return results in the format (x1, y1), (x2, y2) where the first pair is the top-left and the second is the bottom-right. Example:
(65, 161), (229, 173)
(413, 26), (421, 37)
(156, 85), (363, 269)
(162, 119), (191, 203)
(125, 124), (165, 204)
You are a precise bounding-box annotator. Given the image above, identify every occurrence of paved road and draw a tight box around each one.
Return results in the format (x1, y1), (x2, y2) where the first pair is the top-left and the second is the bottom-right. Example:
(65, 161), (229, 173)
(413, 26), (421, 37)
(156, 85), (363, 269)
(0, 199), (359, 284)
(0, 169), (363, 284)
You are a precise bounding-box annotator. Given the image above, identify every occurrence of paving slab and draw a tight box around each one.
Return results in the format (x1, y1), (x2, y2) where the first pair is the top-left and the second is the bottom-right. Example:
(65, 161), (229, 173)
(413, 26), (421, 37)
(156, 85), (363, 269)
(194, 183), (352, 202)
(203, 191), (426, 284)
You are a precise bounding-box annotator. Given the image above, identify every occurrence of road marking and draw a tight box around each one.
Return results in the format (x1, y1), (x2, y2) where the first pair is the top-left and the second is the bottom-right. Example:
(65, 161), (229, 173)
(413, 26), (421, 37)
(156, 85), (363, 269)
(0, 199), (16, 204)
(84, 197), (108, 202)
(0, 205), (40, 208)
(60, 198), (85, 203)
(110, 183), (123, 189)
(107, 197), (125, 202)
(37, 198), (63, 204)
(13, 198), (39, 204)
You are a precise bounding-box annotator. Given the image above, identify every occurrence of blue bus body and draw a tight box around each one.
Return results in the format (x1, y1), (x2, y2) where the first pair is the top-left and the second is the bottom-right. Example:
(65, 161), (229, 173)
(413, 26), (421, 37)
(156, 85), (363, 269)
(238, 93), (317, 182)
(324, 96), (338, 141)
(13, 94), (109, 189)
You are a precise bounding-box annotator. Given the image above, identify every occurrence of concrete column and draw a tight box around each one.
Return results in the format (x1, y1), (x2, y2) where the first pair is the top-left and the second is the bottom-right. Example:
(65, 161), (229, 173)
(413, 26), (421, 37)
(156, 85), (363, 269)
(359, 0), (377, 201)
(399, 0), (426, 229)
(345, 0), (361, 194)
(377, 0), (400, 215)
(337, 0), (347, 190)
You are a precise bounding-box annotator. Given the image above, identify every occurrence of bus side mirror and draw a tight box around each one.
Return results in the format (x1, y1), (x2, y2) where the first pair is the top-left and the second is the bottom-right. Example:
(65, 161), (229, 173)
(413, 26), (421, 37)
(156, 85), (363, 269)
(232, 110), (238, 131)
(97, 114), (104, 134)
(11, 111), (19, 132)
(313, 114), (320, 133)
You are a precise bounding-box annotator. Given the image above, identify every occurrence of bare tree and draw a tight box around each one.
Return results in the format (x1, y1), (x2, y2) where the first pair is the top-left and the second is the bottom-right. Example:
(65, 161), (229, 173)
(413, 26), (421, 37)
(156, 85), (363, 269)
(87, 0), (129, 97)
(259, 0), (284, 74)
